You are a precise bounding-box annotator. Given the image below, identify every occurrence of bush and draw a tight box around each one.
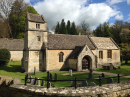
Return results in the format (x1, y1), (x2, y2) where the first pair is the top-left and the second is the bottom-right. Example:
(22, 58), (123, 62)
(0, 48), (11, 66)
(124, 43), (128, 46)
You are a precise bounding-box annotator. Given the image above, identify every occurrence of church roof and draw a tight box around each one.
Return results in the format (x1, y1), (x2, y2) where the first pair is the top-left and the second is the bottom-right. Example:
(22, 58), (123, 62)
(0, 38), (24, 51)
(27, 12), (47, 23)
(90, 37), (119, 49)
(47, 34), (96, 50)
(68, 46), (84, 59)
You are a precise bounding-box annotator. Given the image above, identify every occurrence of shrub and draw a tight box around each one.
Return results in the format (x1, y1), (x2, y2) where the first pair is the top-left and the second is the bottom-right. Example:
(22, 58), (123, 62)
(124, 43), (128, 46)
(0, 48), (11, 66)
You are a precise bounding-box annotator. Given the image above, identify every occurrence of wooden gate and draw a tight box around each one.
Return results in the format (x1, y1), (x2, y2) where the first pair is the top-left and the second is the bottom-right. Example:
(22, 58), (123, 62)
(82, 58), (89, 69)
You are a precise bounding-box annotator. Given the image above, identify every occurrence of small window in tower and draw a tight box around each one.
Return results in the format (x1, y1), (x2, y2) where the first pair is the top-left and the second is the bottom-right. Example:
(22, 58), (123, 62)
(36, 24), (37, 28)
(37, 36), (41, 41)
(36, 24), (40, 29)
(38, 24), (40, 29)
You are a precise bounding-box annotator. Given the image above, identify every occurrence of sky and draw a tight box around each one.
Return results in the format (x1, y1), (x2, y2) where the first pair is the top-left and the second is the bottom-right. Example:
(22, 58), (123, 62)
(25, 0), (130, 33)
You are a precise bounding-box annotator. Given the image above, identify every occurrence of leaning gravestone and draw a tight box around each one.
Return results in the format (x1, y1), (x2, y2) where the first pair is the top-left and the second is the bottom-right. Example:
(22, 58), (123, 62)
(69, 69), (72, 76)
(50, 73), (53, 80)
(107, 77), (114, 84)
(82, 79), (88, 87)
(88, 69), (93, 79)
(90, 82), (96, 86)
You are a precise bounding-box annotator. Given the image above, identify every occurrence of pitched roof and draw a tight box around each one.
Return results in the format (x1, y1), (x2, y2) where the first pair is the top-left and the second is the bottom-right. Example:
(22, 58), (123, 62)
(0, 38), (24, 51)
(90, 37), (119, 49)
(27, 12), (46, 23)
(68, 46), (84, 59)
(47, 34), (96, 50)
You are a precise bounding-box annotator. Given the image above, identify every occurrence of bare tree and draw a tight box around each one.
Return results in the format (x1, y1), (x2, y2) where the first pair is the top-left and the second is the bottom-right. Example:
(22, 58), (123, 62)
(80, 20), (90, 35)
(0, 13), (9, 38)
(0, 0), (14, 38)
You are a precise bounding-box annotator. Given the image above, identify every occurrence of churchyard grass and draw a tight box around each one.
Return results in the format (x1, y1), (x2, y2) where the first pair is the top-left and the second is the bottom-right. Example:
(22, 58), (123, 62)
(97, 61), (130, 75)
(0, 61), (129, 87)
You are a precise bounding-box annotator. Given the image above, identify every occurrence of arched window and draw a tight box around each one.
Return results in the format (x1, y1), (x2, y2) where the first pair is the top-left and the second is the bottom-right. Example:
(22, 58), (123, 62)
(59, 52), (64, 62)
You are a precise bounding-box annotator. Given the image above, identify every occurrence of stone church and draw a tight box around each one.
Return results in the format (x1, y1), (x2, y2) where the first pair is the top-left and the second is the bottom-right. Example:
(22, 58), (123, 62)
(20, 12), (121, 73)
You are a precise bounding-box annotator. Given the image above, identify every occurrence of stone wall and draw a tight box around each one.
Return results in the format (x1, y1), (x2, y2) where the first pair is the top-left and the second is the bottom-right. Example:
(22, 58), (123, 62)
(1, 75), (130, 97)
(47, 50), (72, 71)
(10, 51), (23, 61)
(92, 49), (121, 68)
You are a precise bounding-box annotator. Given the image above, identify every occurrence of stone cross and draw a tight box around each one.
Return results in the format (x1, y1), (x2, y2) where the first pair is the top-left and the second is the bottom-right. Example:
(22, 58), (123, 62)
(90, 82), (96, 86)
(41, 80), (45, 86)
(69, 69), (72, 76)
(50, 73), (53, 80)
(107, 77), (114, 84)
(82, 79), (88, 87)
(55, 73), (58, 82)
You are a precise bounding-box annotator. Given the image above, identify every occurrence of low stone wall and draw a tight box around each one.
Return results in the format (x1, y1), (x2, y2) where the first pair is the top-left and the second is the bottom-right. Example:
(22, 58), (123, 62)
(1, 75), (130, 97)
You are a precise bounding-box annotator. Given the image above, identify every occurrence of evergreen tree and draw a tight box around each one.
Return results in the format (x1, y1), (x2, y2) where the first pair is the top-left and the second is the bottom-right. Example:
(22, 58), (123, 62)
(55, 22), (60, 34)
(66, 20), (71, 34)
(70, 22), (78, 35)
(59, 19), (67, 34)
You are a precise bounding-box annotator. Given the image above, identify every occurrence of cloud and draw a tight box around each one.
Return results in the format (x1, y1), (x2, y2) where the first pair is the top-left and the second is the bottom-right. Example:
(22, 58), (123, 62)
(33, 0), (123, 32)
(106, 0), (126, 5)
(115, 14), (123, 20)
(24, 0), (30, 3)
(126, 14), (130, 21)
(127, 0), (130, 4)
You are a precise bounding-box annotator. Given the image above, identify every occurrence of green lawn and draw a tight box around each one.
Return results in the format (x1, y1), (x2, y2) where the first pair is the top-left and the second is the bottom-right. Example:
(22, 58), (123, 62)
(0, 61), (130, 87)
(97, 61), (130, 75)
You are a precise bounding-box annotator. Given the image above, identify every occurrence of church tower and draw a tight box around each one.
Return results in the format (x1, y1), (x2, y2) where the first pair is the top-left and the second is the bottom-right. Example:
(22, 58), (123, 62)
(22, 12), (48, 72)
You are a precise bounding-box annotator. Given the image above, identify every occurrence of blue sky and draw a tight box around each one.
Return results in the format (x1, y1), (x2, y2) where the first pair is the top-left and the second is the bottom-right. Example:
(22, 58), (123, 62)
(25, 0), (130, 32)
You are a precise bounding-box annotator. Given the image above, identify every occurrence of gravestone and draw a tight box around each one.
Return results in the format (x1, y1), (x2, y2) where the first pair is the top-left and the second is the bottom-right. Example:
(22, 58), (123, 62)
(90, 82), (96, 86)
(37, 78), (40, 86)
(49, 82), (51, 88)
(69, 69), (72, 76)
(82, 79), (88, 87)
(72, 79), (77, 87)
(107, 77), (114, 84)
(50, 73), (53, 80)
(88, 69), (93, 79)
(41, 80), (45, 86)
(118, 66), (120, 69)
(114, 67), (116, 70)
(102, 73), (105, 77)
(34, 67), (36, 75)
(12, 78), (21, 84)
(55, 73), (58, 82)
(30, 76), (32, 83)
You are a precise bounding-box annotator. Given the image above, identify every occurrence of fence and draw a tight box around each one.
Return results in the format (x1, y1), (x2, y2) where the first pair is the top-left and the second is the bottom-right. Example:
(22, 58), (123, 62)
(24, 71), (130, 89)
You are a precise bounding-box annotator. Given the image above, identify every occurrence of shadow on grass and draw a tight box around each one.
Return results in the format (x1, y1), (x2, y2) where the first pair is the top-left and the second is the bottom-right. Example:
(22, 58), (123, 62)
(0, 65), (21, 72)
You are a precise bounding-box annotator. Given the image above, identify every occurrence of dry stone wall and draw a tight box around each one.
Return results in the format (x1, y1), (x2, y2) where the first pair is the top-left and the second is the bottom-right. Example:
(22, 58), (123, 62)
(1, 75), (130, 97)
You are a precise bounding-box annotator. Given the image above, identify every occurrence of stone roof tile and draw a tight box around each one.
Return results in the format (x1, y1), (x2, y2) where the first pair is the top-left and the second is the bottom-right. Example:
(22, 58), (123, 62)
(47, 34), (96, 50)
